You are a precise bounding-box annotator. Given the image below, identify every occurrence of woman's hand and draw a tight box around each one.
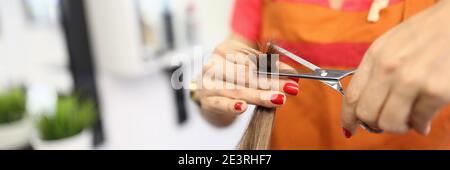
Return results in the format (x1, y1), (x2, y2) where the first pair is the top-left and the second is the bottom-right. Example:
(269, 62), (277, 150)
(193, 37), (299, 127)
(341, 1), (450, 137)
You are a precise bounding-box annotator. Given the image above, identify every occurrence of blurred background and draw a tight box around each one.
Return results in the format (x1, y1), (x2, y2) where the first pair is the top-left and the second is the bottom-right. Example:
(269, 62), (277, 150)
(0, 0), (253, 150)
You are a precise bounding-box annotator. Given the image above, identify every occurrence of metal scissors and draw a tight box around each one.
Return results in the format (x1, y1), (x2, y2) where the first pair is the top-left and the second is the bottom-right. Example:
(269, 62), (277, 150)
(256, 44), (383, 133)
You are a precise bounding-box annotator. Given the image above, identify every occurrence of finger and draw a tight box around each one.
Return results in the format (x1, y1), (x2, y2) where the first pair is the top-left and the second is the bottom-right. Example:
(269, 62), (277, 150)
(202, 55), (253, 85)
(255, 76), (299, 96)
(201, 96), (249, 116)
(204, 54), (257, 76)
(377, 76), (420, 134)
(228, 40), (263, 55)
(277, 60), (297, 71)
(410, 96), (440, 135)
(355, 60), (395, 129)
(214, 40), (261, 56)
(213, 41), (261, 67)
(410, 91), (446, 135)
(221, 52), (258, 68)
(277, 60), (300, 82)
(276, 60), (301, 95)
(205, 57), (299, 95)
(342, 50), (377, 135)
(203, 55), (255, 82)
(356, 47), (399, 129)
(201, 80), (286, 108)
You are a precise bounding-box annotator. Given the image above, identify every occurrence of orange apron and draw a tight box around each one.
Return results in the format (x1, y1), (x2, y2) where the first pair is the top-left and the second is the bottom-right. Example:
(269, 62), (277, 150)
(260, 0), (450, 149)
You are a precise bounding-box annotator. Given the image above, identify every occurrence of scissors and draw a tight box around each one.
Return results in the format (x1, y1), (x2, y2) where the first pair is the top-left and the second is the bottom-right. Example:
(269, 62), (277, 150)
(256, 44), (383, 134)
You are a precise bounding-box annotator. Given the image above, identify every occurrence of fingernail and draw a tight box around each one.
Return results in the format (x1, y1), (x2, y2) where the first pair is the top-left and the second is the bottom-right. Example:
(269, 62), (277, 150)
(283, 83), (299, 95)
(343, 128), (352, 138)
(289, 77), (300, 82)
(234, 102), (243, 111)
(270, 94), (285, 105)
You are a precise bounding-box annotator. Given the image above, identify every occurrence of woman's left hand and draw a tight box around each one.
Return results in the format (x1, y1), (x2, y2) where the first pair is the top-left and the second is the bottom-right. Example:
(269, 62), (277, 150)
(341, 1), (450, 137)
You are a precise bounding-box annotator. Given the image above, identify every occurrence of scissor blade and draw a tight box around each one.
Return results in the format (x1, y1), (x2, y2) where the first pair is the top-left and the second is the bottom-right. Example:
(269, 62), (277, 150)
(255, 71), (340, 81)
(272, 45), (320, 71)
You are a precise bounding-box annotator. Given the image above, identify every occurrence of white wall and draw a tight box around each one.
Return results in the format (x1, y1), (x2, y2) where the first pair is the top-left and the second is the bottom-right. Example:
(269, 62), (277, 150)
(0, 0), (72, 92)
(96, 0), (252, 149)
(172, 0), (233, 49)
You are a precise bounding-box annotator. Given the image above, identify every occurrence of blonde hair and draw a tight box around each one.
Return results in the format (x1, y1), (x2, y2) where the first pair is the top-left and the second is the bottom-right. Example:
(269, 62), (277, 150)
(237, 107), (276, 150)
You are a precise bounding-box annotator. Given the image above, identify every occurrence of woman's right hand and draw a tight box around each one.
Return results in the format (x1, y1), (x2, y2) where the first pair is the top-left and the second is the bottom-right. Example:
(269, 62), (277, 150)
(192, 38), (300, 127)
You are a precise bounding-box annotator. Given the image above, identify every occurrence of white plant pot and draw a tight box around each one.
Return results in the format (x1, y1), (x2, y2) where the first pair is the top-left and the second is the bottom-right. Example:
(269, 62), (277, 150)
(0, 117), (32, 150)
(31, 130), (92, 150)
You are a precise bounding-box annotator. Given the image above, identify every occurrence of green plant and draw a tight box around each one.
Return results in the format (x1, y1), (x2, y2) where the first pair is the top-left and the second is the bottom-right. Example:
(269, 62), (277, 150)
(37, 95), (97, 141)
(0, 88), (26, 124)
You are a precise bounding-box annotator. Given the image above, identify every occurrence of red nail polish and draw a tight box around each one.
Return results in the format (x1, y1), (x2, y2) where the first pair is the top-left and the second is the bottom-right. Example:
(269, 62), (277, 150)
(283, 83), (299, 95)
(289, 77), (300, 82)
(270, 94), (285, 105)
(234, 102), (243, 111)
(343, 128), (352, 138)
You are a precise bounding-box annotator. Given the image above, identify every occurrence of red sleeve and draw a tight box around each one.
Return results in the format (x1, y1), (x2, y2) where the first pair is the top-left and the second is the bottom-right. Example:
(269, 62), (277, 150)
(231, 0), (262, 42)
